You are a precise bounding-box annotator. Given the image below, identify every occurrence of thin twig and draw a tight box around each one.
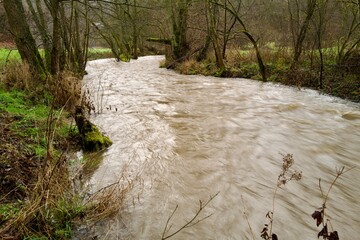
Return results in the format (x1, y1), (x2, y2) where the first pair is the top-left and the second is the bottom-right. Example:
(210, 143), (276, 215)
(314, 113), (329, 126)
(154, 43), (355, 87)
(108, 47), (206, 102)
(319, 178), (324, 200)
(161, 205), (178, 239)
(161, 192), (220, 240)
(241, 195), (256, 240)
(320, 166), (355, 230)
(324, 166), (354, 203)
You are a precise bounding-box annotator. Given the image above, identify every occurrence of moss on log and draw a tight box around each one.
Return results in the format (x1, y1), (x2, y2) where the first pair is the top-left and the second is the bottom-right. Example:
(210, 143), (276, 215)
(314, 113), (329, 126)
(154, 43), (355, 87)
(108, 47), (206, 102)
(74, 106), (112, 152)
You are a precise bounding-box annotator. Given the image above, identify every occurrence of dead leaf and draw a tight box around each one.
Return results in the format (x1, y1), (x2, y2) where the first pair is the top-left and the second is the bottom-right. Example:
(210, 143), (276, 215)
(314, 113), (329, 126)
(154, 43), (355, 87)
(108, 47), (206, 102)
(318, 224), (328, 238)
(329, 231), (339, 240)
(312, 210), (323, 227)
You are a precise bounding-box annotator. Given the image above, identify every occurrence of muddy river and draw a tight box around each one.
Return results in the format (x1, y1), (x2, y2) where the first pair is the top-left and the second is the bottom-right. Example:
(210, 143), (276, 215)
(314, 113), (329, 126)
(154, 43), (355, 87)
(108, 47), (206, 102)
(78, 56), (360, 239)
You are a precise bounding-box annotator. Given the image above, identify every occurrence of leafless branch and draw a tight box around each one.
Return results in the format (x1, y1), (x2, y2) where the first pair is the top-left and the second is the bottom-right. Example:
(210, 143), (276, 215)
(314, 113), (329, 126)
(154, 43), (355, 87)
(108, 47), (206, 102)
(161, 192), (220, 240)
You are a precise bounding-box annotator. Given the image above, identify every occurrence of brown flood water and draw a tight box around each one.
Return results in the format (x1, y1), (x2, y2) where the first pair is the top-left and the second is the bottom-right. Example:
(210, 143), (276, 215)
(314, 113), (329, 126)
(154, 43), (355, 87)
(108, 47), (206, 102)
(77, 56), (360, 239)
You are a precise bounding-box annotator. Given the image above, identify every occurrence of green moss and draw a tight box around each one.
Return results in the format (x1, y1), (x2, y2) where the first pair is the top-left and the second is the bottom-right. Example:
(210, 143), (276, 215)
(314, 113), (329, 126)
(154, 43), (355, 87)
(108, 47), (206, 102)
(120, 53), (130, 62)
(75, 106), (112, 152)
(83, 125), (112, 152)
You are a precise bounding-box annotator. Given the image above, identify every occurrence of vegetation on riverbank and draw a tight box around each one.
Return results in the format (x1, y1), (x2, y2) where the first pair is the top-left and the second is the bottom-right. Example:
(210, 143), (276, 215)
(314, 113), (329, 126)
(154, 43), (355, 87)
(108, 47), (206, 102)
(0, 61), (115, 239)
(0, 85), (82, 238)
(0, 48), (115, 66)
(171, 46), (360, 102)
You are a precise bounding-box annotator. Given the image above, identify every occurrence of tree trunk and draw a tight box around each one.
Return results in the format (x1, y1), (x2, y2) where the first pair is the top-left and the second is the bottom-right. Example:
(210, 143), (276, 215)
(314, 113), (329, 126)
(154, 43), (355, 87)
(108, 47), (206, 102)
(290, 0), (317, 69)
(132, 0), (139, 59)
(207, 0), (225, 69)
(3, 0), (46, 79)
(171, 0), (190, 60)
(132, 24), (139, 59)
(197, 32), (211, 61)
(244, 31), (267, 81)
(25, 0), (52, 71)
(50, 0), (61, 75)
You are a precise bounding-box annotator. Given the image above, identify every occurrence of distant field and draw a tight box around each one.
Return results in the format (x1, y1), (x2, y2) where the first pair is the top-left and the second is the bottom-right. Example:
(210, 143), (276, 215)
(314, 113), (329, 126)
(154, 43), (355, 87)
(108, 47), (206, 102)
(87, 48), (113, 60)
(0, 48), (113, 64)
(88, 48), (112, 53)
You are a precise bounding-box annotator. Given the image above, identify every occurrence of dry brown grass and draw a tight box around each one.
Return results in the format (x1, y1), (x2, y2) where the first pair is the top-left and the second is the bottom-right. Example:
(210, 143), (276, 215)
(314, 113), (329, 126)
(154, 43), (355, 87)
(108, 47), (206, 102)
(0, 150), (72, 238)
(0, 59), (129, 239)
(175, 59), (197, 74)
(1, 61), (32, 91)
(175, 59), (206, 75)
(49, 71), (82, 112)
(0, 105), (81, 238)
(225, 48), (256, 67)
(84, 176), (134, 222)
(1, 61), (82, 113)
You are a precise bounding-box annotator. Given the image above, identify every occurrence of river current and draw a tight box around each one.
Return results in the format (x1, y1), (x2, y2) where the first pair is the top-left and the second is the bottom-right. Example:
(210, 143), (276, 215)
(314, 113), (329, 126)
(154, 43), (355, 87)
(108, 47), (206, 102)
(79, 56), (360, 239)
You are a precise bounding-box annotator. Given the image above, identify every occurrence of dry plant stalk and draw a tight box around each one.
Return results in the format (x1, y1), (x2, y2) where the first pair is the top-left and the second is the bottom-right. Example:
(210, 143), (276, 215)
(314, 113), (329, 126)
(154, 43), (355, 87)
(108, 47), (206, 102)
(311, 166), (354, 240)
(0, 142), (70, 238)
(161, 192), (219, 240)
(84, 175), (135, 222)
(261, 154), (302, 240)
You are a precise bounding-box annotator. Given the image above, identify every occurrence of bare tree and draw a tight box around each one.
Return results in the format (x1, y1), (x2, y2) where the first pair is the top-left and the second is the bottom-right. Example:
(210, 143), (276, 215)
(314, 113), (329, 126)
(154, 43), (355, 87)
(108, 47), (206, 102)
(25, 0), (52, 71)
(23, 0), (91, 74)
(221, 0), (238, 59)
(207, 0), (225, 69)
(313, 0), (330, 89)
(288, 0), (317, 69)
(215, 0), (267, 81)
(336, 0), (360, 65)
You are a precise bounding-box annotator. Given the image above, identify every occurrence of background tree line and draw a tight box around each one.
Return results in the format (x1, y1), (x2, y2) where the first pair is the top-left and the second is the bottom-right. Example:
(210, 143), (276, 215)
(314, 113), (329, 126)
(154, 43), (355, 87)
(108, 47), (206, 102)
(1, 0), (359, 100)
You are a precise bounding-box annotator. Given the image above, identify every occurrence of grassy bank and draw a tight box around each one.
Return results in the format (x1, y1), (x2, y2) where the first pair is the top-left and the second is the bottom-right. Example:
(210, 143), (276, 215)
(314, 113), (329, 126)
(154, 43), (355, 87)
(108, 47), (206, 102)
(0, 87), (85, 238)
(172, 47), (360, 102)
(0, 50), (129, 238)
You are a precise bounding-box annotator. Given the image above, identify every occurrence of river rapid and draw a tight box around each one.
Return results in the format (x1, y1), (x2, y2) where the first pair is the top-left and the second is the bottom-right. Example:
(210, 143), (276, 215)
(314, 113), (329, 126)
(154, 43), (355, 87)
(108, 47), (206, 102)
(79, 56), (360, 240)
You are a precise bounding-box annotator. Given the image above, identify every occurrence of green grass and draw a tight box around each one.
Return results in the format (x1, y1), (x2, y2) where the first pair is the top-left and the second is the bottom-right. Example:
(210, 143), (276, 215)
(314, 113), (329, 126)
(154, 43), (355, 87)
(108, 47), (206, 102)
(0, 48), (21, 62)
(0, 89), (77, 159)
(0, 202), (22, 222)
(0, 48), (114, 66)
(0, 89), (49, 158)
(0, 87), (86, 238)
(87, 47), (114, 60)
(0, 90), (49, 118)
(88, 47), (112, 54)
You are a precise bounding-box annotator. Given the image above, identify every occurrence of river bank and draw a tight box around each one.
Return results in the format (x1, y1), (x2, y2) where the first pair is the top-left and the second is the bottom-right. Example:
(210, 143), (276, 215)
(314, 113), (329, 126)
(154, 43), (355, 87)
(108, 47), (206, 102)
(0, 59), (123, 239)
(169, 48), (360, 103)
(0, 88), (86, 238)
